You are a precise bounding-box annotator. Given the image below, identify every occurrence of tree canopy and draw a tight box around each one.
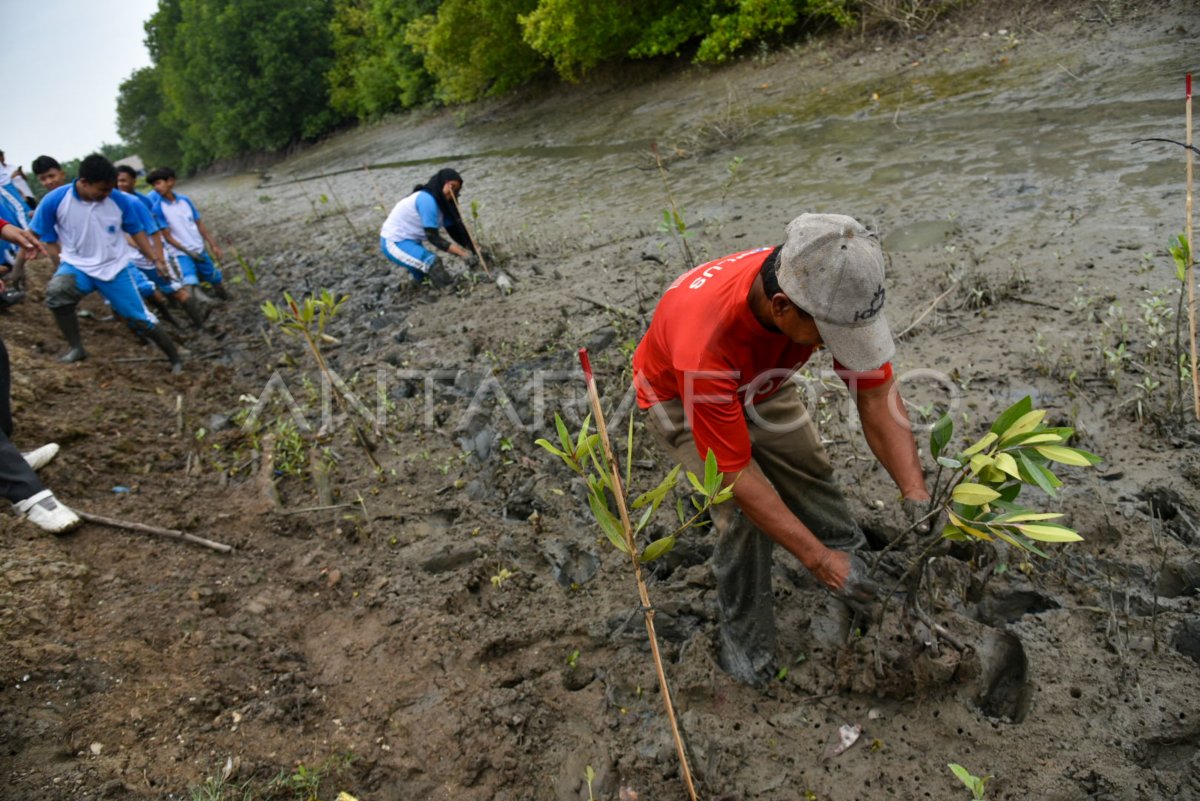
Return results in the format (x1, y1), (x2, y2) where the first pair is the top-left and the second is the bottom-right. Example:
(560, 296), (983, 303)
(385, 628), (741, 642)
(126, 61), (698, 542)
(118, 0), (889, 171)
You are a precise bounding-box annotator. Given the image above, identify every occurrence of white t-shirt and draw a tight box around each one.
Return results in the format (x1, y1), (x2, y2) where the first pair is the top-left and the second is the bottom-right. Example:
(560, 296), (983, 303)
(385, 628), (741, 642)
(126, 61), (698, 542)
(30, 184), (148, 281)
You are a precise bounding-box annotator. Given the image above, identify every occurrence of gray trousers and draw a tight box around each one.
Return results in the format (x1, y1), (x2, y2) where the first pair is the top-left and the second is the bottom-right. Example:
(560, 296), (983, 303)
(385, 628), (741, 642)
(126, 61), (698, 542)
(645, 387), (864, 684)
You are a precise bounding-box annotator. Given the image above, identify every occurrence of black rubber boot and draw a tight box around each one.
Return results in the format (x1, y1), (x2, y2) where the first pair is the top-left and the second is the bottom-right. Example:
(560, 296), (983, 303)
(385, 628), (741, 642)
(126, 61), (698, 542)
(209, 282), (231, 300)
(425, 260), (454, 289)
(181, 293), (210, 328)
(51, 306), (87, 363)
(145, 326), (183, 374)
(148, 295), (183, 329)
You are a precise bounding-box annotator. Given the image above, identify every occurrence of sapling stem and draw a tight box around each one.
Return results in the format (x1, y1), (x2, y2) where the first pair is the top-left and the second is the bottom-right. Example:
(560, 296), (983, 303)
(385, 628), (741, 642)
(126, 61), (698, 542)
(1185, 73), (1199, 419)
(578, 347), (699, 801)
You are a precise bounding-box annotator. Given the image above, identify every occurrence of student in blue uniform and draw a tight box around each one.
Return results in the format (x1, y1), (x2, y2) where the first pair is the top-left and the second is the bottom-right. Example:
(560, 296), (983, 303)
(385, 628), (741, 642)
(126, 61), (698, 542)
(115, 166), (207, 328)
(379, 167), (476, 288)
(146, 167), (229, 300)
(30, 154), (183, 373)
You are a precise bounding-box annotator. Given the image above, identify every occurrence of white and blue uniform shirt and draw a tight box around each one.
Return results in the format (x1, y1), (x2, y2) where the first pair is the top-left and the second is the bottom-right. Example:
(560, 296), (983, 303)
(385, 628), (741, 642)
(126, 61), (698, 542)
(150, 191), (205, 256)
(31, 183), (148, 281)
(123, 191), (165, 270)
(380, 190), (442, 244)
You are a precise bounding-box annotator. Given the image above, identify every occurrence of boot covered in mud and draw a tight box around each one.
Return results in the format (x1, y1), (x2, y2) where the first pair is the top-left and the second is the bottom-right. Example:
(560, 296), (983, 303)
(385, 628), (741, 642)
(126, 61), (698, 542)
(147, 294), (183, 329)
(180, 293), (211, 328)
(424, 259), (454, 289)
(145, 326), (184, 374)
(50, 306), (87, 363)
(209, 282), (231, 301)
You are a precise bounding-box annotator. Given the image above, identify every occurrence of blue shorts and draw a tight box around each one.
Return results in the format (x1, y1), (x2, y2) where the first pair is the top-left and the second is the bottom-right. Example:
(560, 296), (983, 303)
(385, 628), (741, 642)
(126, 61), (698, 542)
(55, 263), (157, 329)
(129, 264), (156, 298)
(380, 237), (434, 280)
(171, 251), (222, 286)
(138, 265), (184, 295)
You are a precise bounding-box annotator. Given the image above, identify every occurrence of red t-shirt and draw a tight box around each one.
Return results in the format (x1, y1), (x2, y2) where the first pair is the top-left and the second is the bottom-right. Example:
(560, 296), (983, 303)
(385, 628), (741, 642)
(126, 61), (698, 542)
(633, 248), (892, 472)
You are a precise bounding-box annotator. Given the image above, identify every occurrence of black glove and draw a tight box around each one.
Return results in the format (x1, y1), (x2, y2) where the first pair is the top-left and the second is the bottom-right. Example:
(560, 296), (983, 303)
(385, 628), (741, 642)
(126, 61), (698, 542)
(837, 553), (881, 617)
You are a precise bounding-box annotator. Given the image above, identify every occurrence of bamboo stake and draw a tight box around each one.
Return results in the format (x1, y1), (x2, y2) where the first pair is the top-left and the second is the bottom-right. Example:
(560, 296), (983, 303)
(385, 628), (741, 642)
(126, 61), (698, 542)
(78, 511), (233, 553)
(1186, 73), (1199, 419)
(577, 347), (699, 801)
(446, 190), (493, 279)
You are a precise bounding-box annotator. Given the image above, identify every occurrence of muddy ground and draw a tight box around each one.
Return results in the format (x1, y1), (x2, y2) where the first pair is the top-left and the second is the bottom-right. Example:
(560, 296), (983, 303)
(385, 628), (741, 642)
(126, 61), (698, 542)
(3, 1), (1200, 799)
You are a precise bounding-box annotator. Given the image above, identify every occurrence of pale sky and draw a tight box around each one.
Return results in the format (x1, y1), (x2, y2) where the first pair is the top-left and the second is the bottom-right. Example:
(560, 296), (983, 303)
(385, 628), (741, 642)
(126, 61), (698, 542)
(1, 0), (159, 171)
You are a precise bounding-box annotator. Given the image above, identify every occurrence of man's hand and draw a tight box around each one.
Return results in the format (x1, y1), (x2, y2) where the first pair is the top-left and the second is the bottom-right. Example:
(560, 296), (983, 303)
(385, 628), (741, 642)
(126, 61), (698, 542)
(155, 259), (171, 279)
(0, 225), (48, 259)
(902, 497), (945, 536)
(463, 252), (480, 269)
(821, 551), (881, 616)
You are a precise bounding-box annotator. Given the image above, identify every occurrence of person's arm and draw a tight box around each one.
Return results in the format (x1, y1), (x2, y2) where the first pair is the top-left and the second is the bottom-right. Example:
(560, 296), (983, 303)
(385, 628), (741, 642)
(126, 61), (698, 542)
(195, 219), (223, 260)
(424, 226), (470, 258)
(0, 221), (48, 259)
(855, 376), (930, 501)
(130, 231), (168, 276)
(725, 462), (850, 589)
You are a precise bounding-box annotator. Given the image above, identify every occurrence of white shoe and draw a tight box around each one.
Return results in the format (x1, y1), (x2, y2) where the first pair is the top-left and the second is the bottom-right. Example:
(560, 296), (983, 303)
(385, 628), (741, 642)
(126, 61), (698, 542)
(14, 490), (82, 534)
(22, 443), (60, 472)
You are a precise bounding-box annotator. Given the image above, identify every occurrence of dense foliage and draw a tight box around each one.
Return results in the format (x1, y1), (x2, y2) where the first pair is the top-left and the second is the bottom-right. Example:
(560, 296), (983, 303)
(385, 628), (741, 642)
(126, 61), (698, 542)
(117, 0), (961, 171)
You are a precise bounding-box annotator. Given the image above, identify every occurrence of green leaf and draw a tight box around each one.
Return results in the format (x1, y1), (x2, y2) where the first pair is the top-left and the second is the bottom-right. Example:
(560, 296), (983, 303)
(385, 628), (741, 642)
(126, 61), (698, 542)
(1001, 432), (1065, 447)
(1016, 451), (1058, 498)
(1034, 445), (1101, 467)
(555, 414), (572, 456)
(992, 452), (1022, 480)
(575, 414), (593, 458)
(952, 484), (1001, 506)
(588, 491), (629, 554)
(703, 449), (719, 495)
(632, 464), (682, 511)
(989, 396), (1032, 436)
(676, 497), (687, 525)
(961, 432), (998, 457)
(1014, 522), (1083, 542)
(635, 504), (655, 534)
(994, 512), (1064, 523)
(948, 764), (974, 789)
(968, 453), (994, 476)
(533, 438), (567, 459)
(947, 510), (992, 540)
(936, 456), (963, 469)
(686, 470), (707, 496)
(640, 535), (677, 562)
(998, 409), (1047, 444)
(930, 414), (952, 459)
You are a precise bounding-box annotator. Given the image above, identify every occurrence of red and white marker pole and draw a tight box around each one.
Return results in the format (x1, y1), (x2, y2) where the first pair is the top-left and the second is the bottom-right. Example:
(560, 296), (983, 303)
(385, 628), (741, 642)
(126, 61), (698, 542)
(1186, 73), (1198, 419)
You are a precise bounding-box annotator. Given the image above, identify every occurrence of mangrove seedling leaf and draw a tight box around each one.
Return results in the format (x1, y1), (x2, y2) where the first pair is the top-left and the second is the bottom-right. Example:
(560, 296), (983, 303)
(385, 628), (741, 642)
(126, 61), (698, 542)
(998, 409), (1047, 444)
(937, 456), (964, 470)
(632, 464), (682, 511)
(1016, 451), (1059, 498)
(555, 414), (572, 456)
(534, 438), (568, 460)
(589, 491), (629, 554)
(989, 395), (1033, 436)
(641, 535), (677, 562)
(687, 470), (707, 496)
(703, 449), (720, 495)
(952, 483), (1002, 506)
(1033, 445), (1101, 467)
(992, 452), (1022, 480)
(930, 414), (953, 459)
(968, 453), (994, 476)
(961, 432), (998, 458)
(1014, 522), (1084, 542)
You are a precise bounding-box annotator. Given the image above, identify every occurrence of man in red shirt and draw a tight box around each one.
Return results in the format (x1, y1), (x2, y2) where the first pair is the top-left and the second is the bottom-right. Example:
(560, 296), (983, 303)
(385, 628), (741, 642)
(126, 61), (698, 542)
(633, 213), (931, 684)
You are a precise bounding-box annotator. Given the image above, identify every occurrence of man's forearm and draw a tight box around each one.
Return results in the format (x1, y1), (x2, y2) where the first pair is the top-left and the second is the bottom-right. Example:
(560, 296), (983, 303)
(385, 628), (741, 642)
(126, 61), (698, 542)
(857, 380), (929, 500)
(728, 463), (828, 570)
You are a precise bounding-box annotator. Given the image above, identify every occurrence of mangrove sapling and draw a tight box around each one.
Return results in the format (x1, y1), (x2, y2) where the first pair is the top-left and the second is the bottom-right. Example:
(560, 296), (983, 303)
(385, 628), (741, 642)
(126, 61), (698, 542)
(874, 396), (1101, 644)
(947, 763), (990, 800)
(261, 290), (382, 473)
(535, 351), (735, 801)
(650, 142), (696, 270)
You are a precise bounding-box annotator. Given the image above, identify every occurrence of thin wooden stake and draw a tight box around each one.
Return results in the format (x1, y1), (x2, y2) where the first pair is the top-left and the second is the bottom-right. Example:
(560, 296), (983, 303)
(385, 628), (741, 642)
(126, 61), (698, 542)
(446, 190), (494, 279)
(78, 511), (233, 553)
(1185, 73), (1199, 419)
(578, 347), (699, 801)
